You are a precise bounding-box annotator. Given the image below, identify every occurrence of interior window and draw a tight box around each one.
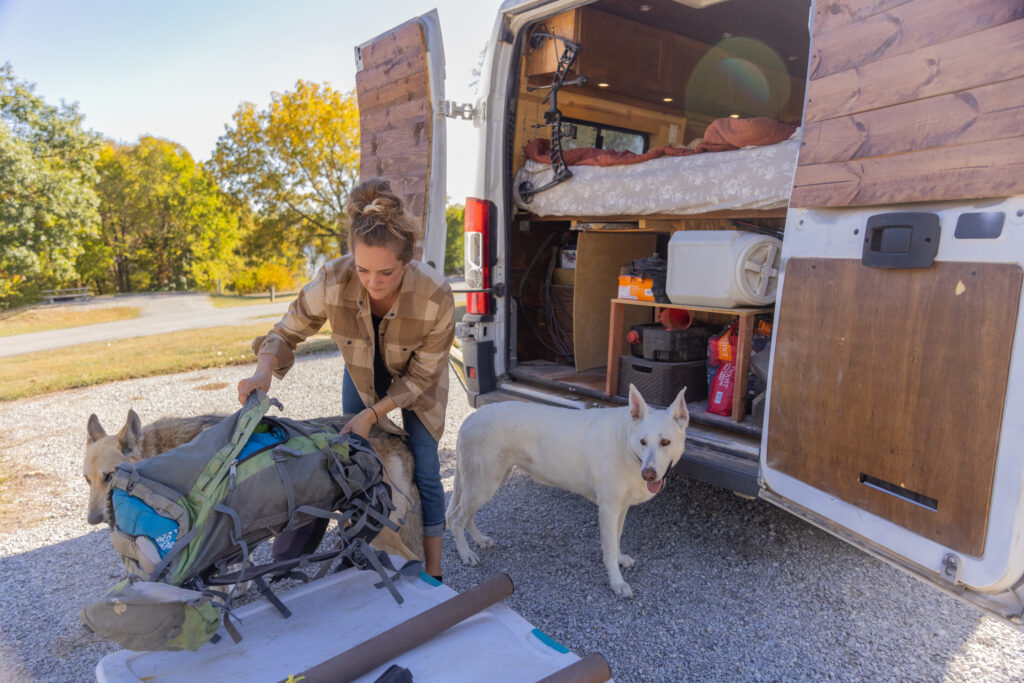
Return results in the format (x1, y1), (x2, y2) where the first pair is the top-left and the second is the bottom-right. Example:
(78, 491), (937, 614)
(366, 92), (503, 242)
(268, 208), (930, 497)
(561, 119), (648, 153)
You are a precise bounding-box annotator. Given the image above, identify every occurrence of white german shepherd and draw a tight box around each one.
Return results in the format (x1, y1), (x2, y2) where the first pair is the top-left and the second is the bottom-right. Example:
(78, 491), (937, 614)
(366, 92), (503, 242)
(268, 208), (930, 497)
(447, 384), (688, 598)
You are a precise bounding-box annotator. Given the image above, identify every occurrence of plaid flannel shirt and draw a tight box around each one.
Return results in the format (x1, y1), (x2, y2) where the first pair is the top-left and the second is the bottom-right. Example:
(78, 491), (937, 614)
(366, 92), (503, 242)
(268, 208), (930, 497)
(252, 254), (455, 441)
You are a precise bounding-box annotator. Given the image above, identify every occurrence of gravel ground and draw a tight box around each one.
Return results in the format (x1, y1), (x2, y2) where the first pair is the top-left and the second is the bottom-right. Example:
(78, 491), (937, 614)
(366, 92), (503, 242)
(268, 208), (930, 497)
(2, 350), (1023, 681)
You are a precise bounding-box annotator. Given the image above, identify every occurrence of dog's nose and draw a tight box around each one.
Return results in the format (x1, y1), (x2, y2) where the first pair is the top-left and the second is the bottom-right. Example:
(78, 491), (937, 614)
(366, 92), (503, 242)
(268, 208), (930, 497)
(642, 467), (657, 481)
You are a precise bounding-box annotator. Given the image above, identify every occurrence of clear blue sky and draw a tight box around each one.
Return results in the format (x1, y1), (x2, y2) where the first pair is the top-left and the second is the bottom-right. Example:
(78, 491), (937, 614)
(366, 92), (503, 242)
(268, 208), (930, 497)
(0, 0), (506, 203)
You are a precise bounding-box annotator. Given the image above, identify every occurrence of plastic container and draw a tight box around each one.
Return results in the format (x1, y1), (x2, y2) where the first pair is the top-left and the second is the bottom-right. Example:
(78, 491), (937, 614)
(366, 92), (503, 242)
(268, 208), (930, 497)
(618, 355), (708, 405)
(666, 231), (782, 307)
(643, 325), (713, 363)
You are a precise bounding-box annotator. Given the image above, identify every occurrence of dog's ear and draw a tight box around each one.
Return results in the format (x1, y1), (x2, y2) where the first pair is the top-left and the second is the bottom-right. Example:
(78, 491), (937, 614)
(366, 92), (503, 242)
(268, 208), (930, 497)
(86, 414), (107, 444)
(628, 384), (648, 420)
(671, 387), (689, 428)
(118, 409), (144, 456)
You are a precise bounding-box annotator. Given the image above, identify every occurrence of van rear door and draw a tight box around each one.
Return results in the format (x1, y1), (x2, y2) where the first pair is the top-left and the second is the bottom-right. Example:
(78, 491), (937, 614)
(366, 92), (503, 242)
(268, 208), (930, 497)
(355, 11), (447, 270)
(762, 2), (1024, 623)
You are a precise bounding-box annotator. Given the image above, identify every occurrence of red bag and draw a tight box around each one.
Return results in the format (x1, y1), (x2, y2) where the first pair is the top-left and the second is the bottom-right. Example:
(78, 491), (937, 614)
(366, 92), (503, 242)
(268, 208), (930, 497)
(707, 362), (735, 416)
(708, 323), (738, 366)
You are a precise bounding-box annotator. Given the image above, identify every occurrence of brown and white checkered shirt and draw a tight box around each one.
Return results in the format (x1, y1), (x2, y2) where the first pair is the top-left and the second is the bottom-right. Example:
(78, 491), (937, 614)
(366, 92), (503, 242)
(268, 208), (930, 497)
(252, 254), (455, 441)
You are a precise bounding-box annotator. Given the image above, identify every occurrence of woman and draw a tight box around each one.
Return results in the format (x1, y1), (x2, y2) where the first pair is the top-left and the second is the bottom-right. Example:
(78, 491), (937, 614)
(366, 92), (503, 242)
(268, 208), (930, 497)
(237, 178), (455, 580)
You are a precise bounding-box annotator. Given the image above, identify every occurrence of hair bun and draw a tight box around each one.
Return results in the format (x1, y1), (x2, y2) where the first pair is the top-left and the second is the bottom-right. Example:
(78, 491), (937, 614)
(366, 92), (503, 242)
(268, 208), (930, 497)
(347, 178), (404, 220)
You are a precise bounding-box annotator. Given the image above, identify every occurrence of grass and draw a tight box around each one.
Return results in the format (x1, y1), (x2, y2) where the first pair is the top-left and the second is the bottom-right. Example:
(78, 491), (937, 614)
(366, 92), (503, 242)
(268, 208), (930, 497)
(209, 292), (299, 308)
(0, 305), (140, 337)
(0, 323), (336, 402)
(0, 291), (468, 401)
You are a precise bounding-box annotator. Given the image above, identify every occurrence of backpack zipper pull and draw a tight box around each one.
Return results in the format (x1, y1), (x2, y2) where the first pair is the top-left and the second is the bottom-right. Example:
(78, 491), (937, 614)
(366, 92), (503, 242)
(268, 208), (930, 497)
(228, 461), (238, 491)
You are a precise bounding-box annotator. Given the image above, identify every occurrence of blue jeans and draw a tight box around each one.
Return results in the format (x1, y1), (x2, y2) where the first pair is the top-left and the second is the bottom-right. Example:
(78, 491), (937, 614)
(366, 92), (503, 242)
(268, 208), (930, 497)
(342, 368), (445, 537)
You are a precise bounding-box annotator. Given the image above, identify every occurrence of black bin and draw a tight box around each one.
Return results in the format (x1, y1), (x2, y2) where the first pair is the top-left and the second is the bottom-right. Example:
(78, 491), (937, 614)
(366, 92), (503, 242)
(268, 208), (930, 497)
(618, 355), (708, 406)
(642, 325), (713, 363)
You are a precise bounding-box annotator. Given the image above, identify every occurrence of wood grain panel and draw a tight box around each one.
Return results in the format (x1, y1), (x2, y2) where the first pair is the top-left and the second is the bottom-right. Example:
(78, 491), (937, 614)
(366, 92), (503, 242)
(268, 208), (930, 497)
(791, 135), (1024, 207)
(356, 20), (432, 240)
(798, 78), (1024, 165)
(812, 0), (912, 36)
(810, 0), (1024, 79)
(767, 259), (1021, 556)
(804, 17), (1024, 124)
(574, 232), (657, 372)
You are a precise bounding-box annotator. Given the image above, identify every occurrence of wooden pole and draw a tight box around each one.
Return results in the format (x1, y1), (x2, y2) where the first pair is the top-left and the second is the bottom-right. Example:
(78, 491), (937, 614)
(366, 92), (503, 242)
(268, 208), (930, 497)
(284, 573), (514, 683)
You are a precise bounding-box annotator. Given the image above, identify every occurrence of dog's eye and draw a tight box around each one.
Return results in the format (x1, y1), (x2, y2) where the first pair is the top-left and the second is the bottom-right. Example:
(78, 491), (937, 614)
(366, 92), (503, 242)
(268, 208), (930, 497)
(640, 438), (647, 446)
(660, 438), (671, 447)
(103, 472), (112, 483)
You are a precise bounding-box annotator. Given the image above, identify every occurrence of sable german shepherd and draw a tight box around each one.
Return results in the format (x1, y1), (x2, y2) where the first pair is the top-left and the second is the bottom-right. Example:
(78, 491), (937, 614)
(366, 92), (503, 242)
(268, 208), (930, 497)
(84, 410), (423, 561)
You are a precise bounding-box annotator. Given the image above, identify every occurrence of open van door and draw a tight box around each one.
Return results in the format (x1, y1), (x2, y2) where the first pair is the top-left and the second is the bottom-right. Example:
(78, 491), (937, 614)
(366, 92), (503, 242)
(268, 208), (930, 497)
(355, 11), (447, 271)
(762, 2), (1024, 624)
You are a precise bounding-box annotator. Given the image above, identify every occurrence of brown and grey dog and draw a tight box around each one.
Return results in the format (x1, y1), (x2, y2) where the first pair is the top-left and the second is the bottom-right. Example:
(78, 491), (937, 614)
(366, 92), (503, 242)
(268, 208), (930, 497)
(84, 411), (423, 560)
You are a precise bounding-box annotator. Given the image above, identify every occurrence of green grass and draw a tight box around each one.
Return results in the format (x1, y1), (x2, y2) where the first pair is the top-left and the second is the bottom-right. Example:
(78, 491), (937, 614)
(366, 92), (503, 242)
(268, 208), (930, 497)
(0, 305), (141, 336)
(0, 324), (336, 401)
(209, 292), (299, 308)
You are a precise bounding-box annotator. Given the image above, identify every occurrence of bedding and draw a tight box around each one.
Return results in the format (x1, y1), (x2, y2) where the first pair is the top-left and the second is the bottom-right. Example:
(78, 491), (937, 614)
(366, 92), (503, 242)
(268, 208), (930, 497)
(514, 119), (801, 217)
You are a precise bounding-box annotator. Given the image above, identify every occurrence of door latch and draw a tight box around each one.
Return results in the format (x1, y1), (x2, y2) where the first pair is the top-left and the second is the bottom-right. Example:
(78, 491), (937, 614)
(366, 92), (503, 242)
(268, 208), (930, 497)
(862, 212), (940, 269)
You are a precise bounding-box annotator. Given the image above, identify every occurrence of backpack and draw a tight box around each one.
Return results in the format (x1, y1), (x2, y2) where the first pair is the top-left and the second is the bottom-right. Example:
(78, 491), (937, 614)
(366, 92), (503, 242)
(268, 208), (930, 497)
(81, 390), (413, 651)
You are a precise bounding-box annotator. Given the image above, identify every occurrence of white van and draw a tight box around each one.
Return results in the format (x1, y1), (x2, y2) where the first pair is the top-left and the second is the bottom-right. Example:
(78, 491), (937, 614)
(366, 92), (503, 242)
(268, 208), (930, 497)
(355, 0), (1024, 626)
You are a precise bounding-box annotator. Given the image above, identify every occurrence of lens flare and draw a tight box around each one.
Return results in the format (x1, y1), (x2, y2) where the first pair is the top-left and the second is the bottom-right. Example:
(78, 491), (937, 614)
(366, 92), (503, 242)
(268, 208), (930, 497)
(684, 37), (791, 119)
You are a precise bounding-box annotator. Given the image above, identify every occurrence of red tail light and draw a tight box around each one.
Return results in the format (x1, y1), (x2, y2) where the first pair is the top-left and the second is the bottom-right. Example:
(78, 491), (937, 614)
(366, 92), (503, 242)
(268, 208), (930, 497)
(464, 197), (491, 315)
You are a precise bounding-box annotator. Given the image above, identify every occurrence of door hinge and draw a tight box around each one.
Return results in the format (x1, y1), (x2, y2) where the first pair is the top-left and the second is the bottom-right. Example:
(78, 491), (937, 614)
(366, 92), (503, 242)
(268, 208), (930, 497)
(354, 45), (363, 72)
(939, 553), (960, 585)
(441, 101), (477, 120)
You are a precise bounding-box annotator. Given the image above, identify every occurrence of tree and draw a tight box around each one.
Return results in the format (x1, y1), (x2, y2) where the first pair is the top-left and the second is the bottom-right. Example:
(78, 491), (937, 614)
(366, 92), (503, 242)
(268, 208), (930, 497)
(210, 80), (360, 265)
(445, 203), (465, 275)
(0, 63), (101, 306)
(92, 137), (241, 292)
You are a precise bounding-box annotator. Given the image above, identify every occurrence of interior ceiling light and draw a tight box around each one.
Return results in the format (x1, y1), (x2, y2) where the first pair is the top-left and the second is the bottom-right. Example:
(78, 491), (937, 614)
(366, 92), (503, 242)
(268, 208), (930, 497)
(640, 4), (652, 10)
(672, 0), (731, 8)
(597, 82), (610, 87)
(663, 97), (674, 102)
(730, 113), (740, 118)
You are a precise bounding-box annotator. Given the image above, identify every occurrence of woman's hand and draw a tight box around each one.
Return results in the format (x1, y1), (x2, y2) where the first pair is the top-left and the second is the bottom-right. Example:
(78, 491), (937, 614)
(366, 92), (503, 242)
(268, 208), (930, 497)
(236, 370), (271, 404)
(340, 408), (377, 439)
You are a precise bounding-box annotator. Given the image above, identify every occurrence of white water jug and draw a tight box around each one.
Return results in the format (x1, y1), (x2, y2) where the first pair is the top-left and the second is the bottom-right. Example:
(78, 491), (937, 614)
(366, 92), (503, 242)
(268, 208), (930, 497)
(666, 230), (782, 307)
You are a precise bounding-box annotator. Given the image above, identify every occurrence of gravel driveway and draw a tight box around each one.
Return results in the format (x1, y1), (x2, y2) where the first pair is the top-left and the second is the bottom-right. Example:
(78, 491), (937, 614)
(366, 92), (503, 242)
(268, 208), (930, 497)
(1, 350), (1022, 681)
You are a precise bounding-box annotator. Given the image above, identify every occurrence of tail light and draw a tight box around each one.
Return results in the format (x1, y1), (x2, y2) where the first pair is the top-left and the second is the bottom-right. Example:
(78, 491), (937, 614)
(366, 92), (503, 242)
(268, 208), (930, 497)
(464, 197), (491, 315)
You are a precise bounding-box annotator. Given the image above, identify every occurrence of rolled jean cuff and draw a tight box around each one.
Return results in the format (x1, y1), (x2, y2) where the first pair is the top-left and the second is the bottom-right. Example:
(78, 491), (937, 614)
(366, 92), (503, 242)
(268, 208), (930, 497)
(423, 521), (445, 537)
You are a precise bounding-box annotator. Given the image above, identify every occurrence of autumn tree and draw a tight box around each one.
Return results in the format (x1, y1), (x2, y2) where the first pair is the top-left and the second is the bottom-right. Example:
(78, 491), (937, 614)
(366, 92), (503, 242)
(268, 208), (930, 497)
(210, 80), (359, 266)
(445, 203), (465, 275)
(91, 137), (241, 293)
(0, 63), (101, 307)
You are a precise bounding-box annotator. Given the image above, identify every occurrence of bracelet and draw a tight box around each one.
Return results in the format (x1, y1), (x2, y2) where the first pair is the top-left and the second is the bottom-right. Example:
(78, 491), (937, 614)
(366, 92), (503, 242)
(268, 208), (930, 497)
(368, 406), (379, 422)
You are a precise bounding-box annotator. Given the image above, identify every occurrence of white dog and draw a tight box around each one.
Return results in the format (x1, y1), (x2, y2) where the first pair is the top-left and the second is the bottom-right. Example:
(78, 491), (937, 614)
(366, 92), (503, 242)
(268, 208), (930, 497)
(446, 384), (688, 598)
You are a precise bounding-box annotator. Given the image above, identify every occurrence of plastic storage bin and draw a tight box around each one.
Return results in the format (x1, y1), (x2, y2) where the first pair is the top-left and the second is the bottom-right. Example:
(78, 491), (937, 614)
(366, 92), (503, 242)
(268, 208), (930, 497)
(666, 230), (782, 307)
(642, 325), (712, 362)
(618, 355), (708, 405)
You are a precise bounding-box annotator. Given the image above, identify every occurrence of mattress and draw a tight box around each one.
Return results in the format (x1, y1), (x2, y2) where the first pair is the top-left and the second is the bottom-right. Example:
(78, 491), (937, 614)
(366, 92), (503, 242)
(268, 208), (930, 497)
(513, 131), (801, 217)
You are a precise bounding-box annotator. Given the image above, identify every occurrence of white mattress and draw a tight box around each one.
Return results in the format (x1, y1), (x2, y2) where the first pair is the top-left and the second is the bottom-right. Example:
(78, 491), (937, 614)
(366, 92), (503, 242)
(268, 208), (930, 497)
(513, 132), (801, 217)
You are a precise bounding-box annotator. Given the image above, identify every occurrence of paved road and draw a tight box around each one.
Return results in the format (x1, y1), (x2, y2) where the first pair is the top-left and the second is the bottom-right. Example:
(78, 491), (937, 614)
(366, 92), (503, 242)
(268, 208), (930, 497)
(0, 293), (291, 358)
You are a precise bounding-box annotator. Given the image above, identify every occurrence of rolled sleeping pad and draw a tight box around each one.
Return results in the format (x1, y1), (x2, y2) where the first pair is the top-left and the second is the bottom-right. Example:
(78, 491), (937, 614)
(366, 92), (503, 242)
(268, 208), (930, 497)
(286, 573), (515, 683)
(537, 652), (612, 683)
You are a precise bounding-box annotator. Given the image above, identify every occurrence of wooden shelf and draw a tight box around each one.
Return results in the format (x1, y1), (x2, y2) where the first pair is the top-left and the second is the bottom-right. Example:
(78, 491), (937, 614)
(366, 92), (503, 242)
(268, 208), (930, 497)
(606, 298), (772, 422)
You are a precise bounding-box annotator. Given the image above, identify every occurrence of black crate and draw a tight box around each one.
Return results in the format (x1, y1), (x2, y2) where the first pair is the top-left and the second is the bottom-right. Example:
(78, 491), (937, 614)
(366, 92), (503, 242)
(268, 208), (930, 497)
(618, 355), (708, 406)
(642, 325), (712, 362)
(628, 323), (661, 358)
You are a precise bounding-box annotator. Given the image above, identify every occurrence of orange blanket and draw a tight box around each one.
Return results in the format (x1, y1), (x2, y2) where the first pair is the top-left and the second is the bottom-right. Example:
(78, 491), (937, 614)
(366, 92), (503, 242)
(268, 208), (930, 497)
(524, 117), (798, 167)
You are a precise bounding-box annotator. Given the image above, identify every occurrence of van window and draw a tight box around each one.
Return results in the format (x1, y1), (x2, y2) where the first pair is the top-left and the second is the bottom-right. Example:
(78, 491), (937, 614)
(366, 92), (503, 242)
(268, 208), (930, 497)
(561, 118), (648, 154)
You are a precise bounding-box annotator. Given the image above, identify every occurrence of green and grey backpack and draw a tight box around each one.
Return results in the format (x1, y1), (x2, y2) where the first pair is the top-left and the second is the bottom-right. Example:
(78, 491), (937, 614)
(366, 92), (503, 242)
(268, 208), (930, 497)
(81, 390), (413, 652)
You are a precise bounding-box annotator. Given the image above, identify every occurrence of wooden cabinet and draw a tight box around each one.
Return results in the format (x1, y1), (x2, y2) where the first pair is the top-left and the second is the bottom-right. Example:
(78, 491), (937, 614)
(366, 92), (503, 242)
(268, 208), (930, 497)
(606, 299), (771, 422)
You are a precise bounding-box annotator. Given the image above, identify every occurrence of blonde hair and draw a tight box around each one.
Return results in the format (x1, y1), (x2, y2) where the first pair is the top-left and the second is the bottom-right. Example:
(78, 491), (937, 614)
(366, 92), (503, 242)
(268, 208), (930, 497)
(347, 178), (420, 263)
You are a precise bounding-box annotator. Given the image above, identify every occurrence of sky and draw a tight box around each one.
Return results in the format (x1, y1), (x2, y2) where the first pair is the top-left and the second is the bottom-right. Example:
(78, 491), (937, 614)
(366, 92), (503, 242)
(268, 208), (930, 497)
(0, 0), (507, 203)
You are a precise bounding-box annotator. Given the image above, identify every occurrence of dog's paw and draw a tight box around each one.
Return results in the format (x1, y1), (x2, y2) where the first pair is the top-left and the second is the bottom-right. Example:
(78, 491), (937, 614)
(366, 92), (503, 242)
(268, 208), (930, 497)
(619, 554), (635, 569)
(459, 550), (480, 567)
(610, 579), (634, 599)
(476, 535), (495, 549)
